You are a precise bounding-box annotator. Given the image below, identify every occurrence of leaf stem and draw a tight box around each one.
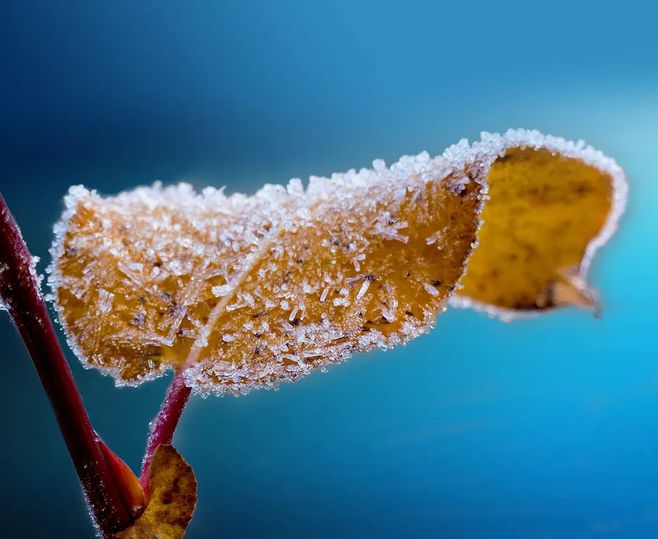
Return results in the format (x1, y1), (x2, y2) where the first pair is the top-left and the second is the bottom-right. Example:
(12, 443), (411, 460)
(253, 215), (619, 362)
(0, 194), (133, 535)
(140, 370), (191, 489)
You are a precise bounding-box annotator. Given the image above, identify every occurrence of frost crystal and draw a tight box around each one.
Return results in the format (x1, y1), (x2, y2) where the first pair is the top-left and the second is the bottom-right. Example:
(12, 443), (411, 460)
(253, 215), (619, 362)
(0, 262), (7, 311)
(356, 280), (370, 300)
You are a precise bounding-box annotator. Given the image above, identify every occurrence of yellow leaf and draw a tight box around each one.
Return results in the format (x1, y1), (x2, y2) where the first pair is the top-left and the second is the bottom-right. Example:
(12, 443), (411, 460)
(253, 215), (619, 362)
(115, 445), (197, 539)
(49, 130), (626, 394)
(453, 130), (627, 319)
(49, 153), (484, 395)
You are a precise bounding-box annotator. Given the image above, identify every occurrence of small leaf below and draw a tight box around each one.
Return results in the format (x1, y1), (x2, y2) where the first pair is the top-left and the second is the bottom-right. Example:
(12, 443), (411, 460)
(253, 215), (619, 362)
(116, 445), (197, 539)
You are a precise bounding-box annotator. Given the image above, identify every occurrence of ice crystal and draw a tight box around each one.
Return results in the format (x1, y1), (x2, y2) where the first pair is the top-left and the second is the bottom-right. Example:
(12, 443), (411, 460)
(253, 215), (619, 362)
(0, 262), (8, 312)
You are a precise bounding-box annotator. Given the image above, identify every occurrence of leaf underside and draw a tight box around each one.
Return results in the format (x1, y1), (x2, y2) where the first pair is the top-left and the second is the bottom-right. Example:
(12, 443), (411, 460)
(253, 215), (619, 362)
(458, 147), (614, 312)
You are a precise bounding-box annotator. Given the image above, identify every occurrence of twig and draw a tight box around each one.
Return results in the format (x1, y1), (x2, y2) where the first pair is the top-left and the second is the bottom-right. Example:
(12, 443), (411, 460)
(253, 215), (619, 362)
(0, 193), (133, 535)
(140, 370), (191, 489)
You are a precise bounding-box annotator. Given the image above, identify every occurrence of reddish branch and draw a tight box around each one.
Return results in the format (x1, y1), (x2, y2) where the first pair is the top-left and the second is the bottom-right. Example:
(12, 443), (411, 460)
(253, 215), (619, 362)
(140, 370), (191, 489)
(0, 194), (133, 535)
(1, 193), (195, 535)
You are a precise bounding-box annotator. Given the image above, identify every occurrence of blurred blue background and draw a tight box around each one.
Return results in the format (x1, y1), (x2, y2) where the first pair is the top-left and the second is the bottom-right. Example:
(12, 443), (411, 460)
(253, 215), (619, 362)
(1, 1), (656, 537)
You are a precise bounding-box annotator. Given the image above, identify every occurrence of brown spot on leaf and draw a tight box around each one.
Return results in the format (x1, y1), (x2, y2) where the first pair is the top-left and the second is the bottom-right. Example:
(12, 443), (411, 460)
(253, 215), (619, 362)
(116, 445), (197, 539)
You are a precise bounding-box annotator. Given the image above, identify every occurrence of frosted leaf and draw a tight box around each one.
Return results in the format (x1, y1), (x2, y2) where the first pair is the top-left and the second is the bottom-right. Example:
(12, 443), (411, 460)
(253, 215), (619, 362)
(48, 129), (625, 395)
(49, 151), (484, 395)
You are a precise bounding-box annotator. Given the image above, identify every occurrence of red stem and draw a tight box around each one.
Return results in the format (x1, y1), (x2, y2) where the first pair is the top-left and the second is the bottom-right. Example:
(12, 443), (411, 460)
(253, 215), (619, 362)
(140, 370), (191, 488)
(0, 194), (133, 535)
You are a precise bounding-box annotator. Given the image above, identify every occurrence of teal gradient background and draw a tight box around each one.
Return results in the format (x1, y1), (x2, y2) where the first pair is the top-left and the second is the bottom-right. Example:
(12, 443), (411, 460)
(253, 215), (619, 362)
(1, 1), (657, 537)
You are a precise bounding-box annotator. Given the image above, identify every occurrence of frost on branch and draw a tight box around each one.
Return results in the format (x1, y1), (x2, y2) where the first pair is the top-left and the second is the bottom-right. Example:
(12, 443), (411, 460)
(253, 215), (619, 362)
(48, 151), (484, 396)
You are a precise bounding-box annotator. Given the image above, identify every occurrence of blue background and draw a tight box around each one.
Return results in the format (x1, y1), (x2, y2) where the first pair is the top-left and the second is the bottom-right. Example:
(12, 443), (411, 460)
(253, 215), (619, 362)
(1, 1), (656, 537)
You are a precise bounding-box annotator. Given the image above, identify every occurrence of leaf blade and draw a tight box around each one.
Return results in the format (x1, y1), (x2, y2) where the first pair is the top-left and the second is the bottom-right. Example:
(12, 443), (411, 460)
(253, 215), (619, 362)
(116, 445), (197, 539)
(49, 157), (484, 395)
